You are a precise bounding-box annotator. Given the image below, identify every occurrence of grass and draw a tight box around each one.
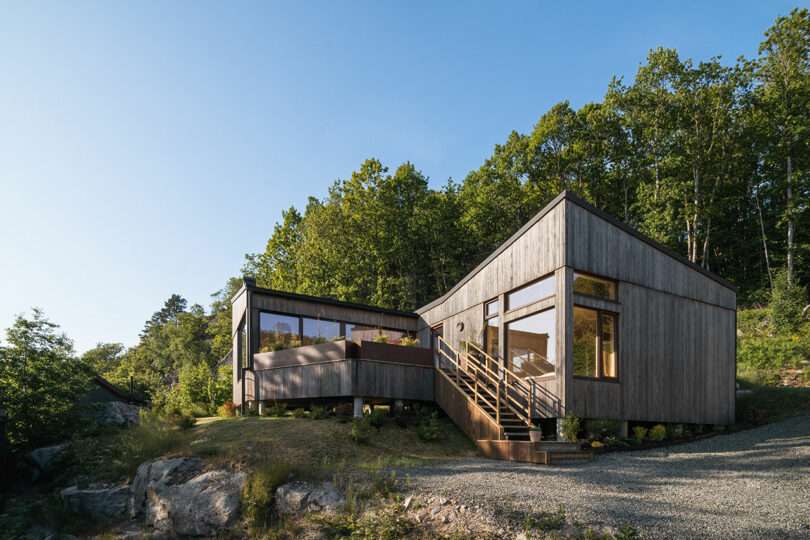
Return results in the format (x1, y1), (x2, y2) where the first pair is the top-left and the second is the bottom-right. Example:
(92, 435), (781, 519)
(64, 412), (475, 486)
(736, 382), (810, 424)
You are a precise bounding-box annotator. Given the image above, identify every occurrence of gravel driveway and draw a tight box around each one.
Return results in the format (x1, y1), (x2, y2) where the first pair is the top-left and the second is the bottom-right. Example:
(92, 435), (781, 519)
(405, 416), (810, 539)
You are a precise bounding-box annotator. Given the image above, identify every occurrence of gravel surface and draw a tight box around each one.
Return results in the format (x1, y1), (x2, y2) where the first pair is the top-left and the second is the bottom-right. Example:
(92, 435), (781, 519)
(404, 416), (810, 539)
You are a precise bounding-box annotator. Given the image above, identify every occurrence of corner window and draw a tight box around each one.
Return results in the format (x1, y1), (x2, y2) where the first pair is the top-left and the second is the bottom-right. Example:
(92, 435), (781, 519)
(506, 275), (556, 311)
(346, 324), (412, 345)
(573, 306), (617, 379)
(505, 308), (556, 378)
(484, 299), (499, 358)
(573, 272), (617, 301)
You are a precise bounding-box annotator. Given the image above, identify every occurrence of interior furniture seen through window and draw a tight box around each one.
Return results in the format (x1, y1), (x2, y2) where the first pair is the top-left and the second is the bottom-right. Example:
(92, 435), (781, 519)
(506, 274), (556, 310)
(573, 272), (617, 300)
(484, 299), (499, 358)
(573, 306), (617, 378)
(505, 308), (556, 378)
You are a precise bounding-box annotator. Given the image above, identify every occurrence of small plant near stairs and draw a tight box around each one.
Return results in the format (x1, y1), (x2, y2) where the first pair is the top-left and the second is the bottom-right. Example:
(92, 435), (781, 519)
(560, 414), (581, 443)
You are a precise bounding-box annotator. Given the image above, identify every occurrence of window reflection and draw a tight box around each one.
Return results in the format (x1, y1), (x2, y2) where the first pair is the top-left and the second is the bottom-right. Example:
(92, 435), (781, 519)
(573, 273), (617, 300)
(302, 318), (341, 345)
(259, 312), (300, 352)
(506, 308), (556, 378)
(506, 275), (556, 310)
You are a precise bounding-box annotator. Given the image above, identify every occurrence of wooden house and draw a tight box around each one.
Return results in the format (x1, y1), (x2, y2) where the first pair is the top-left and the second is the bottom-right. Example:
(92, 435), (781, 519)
(232, 191), (736, 462)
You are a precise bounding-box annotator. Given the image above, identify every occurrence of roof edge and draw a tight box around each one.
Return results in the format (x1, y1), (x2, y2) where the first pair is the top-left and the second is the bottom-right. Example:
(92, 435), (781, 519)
(240, 280), (419, 319)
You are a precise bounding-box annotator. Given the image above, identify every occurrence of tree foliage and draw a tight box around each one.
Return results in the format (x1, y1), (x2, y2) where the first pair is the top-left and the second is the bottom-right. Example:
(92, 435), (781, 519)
(0, 309), (92, 449)
(245, 10), (810, 307)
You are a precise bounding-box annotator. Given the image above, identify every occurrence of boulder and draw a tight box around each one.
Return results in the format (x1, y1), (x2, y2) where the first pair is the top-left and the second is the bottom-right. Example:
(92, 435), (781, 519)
(131, 457), (205, 518)
(90, 401), (141, 427)
(275, 481), (344, 515)
(61, 484), (131, 521)
(131, 457), (245, 537)
(29, 443), (69, 481)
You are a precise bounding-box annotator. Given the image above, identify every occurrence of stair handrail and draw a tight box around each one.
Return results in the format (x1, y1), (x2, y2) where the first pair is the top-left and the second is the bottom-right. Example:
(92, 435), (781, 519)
(465, 341), (561, 419)
(435, 337), (502, 425)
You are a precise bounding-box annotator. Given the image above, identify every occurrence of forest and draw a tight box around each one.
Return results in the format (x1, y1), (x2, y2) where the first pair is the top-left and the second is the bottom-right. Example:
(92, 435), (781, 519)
(1, 9), (809, 451)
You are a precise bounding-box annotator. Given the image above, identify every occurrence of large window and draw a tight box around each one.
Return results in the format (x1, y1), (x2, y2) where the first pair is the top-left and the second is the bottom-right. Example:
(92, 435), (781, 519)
(573, 272), (617, 301)
(259, 312), (300, 352)
(505, 308), (556, 378)
(302, 317), (341, 345)
(573, 306), (617, 379)
(506, 275), (556, 310)
(484, 299), (499, 358)
(346, 324), (411, 345)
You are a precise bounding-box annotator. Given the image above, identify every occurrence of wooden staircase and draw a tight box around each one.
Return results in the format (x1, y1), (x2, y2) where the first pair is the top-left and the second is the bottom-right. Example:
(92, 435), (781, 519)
(434, 337), (592, 465)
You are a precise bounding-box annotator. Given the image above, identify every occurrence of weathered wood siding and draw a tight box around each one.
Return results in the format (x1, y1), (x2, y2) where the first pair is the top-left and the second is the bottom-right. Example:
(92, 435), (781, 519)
(250, 293), (417, 334)
(565, 199), (736, 425)
(356, 360), (434, 401)
(258, 360), (354, 401)
(232, 288), (247, 406)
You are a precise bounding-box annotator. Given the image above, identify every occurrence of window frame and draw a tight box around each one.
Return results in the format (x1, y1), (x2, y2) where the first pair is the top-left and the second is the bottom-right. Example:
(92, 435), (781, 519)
(505, 273), (556, 312)
(504, 306), (557, 379)
(572, 271), (619, 302)
(572, 305), (619, 382)
(256, 308), (414, 353)
(483, 298), (500, 359)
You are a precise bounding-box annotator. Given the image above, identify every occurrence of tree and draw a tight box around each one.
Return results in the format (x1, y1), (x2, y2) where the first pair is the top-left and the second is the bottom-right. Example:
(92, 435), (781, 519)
(0, 309), (91, 449)
(81, 342), (125, 377)
(757, 8), (810, 285)
(770, 268), (808, 333)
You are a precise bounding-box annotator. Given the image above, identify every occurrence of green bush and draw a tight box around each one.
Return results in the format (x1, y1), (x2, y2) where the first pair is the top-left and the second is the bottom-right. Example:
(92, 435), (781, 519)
(367, 408), (386, 429)
(351, 417), (372, 444)
(560, 414), (581, 442)
(770, 269), (807, 334)
(291, 407), (307, 419)
(649, 424), (666, 441)
(310, 405), (328, 420)
(737, 335), (807, 371)
(632, 426), (648, 442)
(416, 412), (441, 442)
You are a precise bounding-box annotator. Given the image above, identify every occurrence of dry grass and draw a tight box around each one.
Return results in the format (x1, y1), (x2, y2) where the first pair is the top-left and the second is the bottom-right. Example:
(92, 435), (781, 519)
(186, 415), (476, 475)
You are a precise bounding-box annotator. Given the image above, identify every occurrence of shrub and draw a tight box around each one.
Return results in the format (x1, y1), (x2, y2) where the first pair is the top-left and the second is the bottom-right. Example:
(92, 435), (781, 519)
(165, 411), (196, 430)
(242, 461), (293, 532)
(668, 424), (684, 438)
(416, 412), (441, 442)
(367, 408), (386, 429)
(217, 401), (236, 418)
(310, 405), (327, 420)
(523, 505), (566, 532)
(649, 424), (666, 441)
(737, 335), (808, 371)
(351, 417), (372, 444)
(264, 402), (287, 417)
(770, 269), (807, 334)
(560, 414), (581, 442)
(291, 407), (307, 419)
(615, 524), (641, 540)
(632, 426), (648, 442)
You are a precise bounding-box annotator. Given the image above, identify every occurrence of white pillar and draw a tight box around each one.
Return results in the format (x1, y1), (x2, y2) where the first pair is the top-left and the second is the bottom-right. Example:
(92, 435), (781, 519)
(353, 397), (363, 418)
(393, 400), (404, 414)
(258, 402), (264, 416)
(618, 420), (629, 438)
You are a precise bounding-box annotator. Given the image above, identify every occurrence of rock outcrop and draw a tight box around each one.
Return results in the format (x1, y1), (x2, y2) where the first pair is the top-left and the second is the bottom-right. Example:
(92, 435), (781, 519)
(275, 481), (345, 515)
(29, 443), (70, 481)
(61, 484), (131, 521)
(90, 401), (141, 427)
(130, 457), (245, 537)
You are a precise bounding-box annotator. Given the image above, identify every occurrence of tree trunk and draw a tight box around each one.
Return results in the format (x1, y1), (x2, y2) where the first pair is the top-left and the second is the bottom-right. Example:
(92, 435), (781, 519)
(755, 187), (774, 290)
(786, 154), (794, 286)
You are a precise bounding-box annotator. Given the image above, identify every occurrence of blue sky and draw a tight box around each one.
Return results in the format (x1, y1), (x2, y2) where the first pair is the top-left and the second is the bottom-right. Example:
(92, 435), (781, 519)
(0, 1), (803, 353)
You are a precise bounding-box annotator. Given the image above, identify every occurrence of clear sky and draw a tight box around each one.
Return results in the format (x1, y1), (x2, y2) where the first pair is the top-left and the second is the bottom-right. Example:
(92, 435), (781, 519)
(0, 1), (803, 353)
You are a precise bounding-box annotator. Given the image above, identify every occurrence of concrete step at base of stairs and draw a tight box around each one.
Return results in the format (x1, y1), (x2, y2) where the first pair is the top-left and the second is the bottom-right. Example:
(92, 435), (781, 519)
(476, 440), (593, 465)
